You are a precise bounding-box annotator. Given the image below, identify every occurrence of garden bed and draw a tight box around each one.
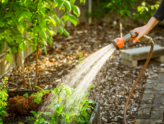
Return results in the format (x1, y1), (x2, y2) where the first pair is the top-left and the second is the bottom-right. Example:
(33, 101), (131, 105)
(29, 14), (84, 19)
(3, 89), (100, 124)
(1, 23), (164, 123)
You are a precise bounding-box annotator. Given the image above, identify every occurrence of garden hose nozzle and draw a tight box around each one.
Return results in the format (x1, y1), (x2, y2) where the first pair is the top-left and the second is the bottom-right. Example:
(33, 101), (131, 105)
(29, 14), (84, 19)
(111, 31), (152, 50)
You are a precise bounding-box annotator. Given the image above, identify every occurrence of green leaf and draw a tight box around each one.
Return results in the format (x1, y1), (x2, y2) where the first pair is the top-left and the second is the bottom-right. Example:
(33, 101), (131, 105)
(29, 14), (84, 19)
(64, 1), (71, 11)
(47, 38), (53, 45)
(30, 111), (37, 118)
(18, 25), (25, 34)
(0, 42), (5, 52)
(58, 27), (64, 34)
(4, 35), (10, 43)
(57, 0), (65, 8)
(39, 29), (47, 40)
(44, 46), (47, 55)
(0, 22), (5, 27)
(56, 105), (64, 114)
(54, 87), (58, 94)
(63, 15), (70, 22)
(6, 54), (12, 63)
(60, 20), (65, 26)
(33, 26), (40, 34)
(24, 38), (33, 43)
(23, 93), (28, 97)
(63, 29), (70, 37)
(4, 13), (13, 18)
(65, 114), (70, 122)
(54, 15), (60, 25)
(72, 5), (80, 17)
(39, 18), (46, 28)
(19, 42), (27, 51)
(10, 46), (17, 54)
(48, 30), (56, 36)
(87, 84), (95, 90)
(49, 16), (56, 26)
(68, 14), (77, 26)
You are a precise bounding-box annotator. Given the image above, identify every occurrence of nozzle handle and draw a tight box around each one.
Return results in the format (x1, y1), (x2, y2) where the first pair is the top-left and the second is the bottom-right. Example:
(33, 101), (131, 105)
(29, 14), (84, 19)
(139, 35), (152, 43)
(123, 31), (138, 42)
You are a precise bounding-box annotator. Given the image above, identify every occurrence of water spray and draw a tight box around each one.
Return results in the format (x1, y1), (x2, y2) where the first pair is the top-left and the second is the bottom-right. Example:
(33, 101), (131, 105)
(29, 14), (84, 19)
(111, 31), (154, 124)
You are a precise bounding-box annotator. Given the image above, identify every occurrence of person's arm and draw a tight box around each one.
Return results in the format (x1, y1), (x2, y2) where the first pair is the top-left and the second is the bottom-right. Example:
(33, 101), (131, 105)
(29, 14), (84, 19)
(133, 17), (159, 43)
(133, 0), (164, 43)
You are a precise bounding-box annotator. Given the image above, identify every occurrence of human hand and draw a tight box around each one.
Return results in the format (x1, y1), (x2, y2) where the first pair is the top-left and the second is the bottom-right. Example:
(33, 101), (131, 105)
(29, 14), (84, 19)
(132, 25), (150, 43)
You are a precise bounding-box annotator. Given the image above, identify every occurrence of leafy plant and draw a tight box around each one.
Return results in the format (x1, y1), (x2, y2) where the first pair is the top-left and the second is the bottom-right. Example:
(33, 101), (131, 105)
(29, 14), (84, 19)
(6, 95), (39, 115)
(77, 53), (83, 64)
(29, 84), (95, 124)
(31, 86), (50, 104)
(133, 1), (160, 23)
(0, 0), (33, 89)
(24, 0), (85, 86)
(0, 0), (85, 88)
(0, 77), (9, 123)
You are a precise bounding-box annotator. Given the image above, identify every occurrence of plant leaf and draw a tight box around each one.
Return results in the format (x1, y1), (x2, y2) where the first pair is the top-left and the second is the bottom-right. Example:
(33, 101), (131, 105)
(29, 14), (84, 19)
(58, 27), (64, 34)
(72, 5), (80, 17)
(63, 29), (70, 37)
(19, 42), (27, 51)
(6, 54), (12, 63)
(64, 1), (71, 11)
(44, 46), (47, 55)
(39, 29), (47, 40)
(68, 14), (77, 26)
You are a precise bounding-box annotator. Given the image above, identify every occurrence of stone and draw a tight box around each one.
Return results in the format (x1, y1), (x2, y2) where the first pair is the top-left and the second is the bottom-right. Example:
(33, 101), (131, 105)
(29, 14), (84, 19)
(139, 104), (153, 108)
(121, 45), (164, 67)
(141, 94), (154, 104)
(144, 83), (156, 90)
(135, 119), (163, 124)
(121, 59), (137, 67)
(136, 107), (151, 119)
(150, 111), (163, 119)
(153, 103), (164, 110)
(154, 97), (164, 104)
(155, 56), (164, 63)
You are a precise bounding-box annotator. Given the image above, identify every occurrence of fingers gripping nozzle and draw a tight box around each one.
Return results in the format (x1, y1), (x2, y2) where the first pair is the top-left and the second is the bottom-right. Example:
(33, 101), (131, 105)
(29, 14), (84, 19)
(111, 31), (151, 50)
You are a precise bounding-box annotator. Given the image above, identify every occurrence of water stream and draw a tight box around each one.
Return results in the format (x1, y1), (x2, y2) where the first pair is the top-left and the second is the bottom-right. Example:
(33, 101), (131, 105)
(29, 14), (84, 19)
(39, 44), (116, 120)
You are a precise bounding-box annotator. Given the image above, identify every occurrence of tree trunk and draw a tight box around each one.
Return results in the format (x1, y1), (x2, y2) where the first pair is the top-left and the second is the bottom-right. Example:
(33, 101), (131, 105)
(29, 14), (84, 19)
(119, 17), (123, 38)
(17, 50), (26, 90)
(35, 46), (39, 87)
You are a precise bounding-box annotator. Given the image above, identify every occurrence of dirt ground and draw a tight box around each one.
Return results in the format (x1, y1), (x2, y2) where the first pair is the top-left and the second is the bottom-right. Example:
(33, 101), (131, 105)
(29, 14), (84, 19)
(2, 23), (164, 124)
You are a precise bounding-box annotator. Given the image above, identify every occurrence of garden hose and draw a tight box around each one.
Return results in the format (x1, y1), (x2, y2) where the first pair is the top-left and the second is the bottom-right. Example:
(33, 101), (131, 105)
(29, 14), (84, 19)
(111, 31), (154, 124)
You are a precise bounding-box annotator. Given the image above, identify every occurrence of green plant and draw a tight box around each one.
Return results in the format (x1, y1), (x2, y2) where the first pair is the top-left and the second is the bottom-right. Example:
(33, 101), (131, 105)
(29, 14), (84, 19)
(29, 84), (95, 124)
(0, 0), (85, 88)
(0, 77), (9, 123)
(31, 86), (50, 104)
(0, 1), (29, 89)
(133, 1), (160, 23)
(23, 0), (85, 86)
(6, 95), (39, 115)
(91, 0), (137, 37)
(92, 0), (136, 18)
(77, 53), (83, 64)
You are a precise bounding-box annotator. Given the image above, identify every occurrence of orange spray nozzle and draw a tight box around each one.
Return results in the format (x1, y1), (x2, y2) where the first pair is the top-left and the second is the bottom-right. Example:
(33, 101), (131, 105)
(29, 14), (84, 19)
(111, 31), (138, 50)
(111, 38), (125, 50)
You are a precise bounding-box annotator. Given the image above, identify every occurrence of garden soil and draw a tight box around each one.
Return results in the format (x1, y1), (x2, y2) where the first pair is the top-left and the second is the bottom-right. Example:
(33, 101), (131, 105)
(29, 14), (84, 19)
(2, 23), (164, 124)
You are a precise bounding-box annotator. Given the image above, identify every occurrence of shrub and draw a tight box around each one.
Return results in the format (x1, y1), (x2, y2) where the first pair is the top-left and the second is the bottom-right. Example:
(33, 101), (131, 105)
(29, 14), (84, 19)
(133, 1), (160, 23)
(6, 95), (39, 116)
(0, 77), (9, 123)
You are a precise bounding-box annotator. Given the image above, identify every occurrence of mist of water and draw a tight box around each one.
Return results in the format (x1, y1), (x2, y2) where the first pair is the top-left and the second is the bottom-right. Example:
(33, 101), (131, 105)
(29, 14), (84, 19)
(39, 44), (116, 120)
